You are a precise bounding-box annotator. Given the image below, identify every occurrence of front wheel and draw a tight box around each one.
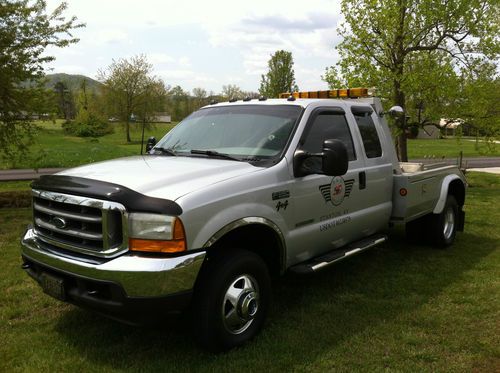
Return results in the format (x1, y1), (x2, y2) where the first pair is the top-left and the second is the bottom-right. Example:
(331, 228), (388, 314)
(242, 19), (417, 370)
(429, 194), (459, 247)
(192, 249), (271, 352)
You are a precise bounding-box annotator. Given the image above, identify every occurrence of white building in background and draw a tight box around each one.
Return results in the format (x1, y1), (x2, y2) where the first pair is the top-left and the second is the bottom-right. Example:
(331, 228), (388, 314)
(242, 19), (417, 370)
(439, 118), (464, 137)
(153, 112), (171, 123)
(417, 118), (464, 139)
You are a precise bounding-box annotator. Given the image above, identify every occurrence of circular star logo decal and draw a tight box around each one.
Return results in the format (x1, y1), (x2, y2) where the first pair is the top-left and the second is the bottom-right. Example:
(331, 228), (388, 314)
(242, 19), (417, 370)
(330, 176), (346, 206)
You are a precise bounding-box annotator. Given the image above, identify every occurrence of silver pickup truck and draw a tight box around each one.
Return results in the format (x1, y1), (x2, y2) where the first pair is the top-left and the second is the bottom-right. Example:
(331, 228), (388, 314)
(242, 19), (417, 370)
(21, 89), (466, 351)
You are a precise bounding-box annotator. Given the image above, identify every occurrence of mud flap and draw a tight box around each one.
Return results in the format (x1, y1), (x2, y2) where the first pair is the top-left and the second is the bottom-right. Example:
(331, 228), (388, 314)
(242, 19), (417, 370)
(457, 210), (465, 232)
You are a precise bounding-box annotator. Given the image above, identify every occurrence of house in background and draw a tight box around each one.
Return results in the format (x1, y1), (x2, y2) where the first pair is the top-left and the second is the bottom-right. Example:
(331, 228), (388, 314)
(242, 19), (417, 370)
(439, 118), (463, 137)
(417, 124), (440, 139)
(153, 112), (171, 123)
(417, 118), (463, 139)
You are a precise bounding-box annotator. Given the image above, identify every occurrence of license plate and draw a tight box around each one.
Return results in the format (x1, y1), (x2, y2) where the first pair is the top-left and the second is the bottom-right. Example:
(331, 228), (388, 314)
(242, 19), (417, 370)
(40, 273), (66, 301)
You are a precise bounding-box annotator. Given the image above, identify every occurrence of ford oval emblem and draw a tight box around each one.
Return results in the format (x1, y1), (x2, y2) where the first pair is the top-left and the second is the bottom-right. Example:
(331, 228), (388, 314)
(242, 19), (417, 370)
(51, 217), (67, 229)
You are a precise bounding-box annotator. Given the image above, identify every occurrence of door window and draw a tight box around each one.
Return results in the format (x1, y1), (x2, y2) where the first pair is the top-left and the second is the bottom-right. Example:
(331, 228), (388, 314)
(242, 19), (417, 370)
(352, 109), (382, 158)
(300, 111), (356, 173)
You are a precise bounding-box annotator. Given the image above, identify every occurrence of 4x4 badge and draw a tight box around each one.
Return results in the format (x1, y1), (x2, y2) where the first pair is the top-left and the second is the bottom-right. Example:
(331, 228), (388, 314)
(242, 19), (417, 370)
(319, 177), (355, 206)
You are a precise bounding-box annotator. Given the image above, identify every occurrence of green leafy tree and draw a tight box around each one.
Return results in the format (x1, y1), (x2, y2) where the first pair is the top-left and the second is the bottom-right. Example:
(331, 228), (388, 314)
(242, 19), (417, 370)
(53, 81), (76, 120)
(0, 0), (83, 164)
(167, 85), (190, 121)
(259, 50), (298, 98)
(98, 55), (166, 142)
(456, 62), (500, 148)
(396, 52), (462, 133)
(63, 79), (112, 137)
(136, 79), (169, 122)
(325, 0), (499, 161)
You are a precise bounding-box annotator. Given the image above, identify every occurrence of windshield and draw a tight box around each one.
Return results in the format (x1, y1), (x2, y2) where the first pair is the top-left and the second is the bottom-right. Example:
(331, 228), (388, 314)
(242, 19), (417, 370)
(154, 105), (302, 160)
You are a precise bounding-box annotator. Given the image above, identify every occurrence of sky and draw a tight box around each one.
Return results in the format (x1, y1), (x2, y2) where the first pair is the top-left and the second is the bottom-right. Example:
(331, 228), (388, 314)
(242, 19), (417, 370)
(44, 0), (344, 94)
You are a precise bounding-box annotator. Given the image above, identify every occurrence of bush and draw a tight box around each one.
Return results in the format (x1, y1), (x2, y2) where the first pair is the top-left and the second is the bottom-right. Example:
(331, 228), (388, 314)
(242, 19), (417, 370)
(63, 110), (113, 137)
(0, 191), (31, 208)
(408, 125), (420, 139)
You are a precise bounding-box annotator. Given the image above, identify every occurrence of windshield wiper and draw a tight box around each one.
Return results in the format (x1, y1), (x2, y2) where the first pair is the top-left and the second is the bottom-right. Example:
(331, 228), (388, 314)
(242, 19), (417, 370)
(154, 147), (177, 156)
(190, 149), (241, 161)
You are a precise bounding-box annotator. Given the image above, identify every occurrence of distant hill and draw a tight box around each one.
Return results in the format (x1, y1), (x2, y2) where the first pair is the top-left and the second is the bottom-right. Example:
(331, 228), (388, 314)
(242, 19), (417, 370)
(44, 73), (102, 93)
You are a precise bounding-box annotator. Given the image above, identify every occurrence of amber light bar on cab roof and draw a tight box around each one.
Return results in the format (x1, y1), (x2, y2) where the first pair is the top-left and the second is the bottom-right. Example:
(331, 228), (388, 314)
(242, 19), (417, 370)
(279, 88), (373, 99)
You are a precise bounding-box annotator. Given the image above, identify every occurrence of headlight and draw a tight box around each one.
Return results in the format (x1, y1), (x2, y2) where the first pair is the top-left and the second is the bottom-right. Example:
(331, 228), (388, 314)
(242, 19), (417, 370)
(128, 213), (186, 253)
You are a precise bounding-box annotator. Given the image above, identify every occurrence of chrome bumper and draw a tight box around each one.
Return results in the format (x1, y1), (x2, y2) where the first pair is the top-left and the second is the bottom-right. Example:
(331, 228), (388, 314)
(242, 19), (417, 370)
(21, 228), (206, 297)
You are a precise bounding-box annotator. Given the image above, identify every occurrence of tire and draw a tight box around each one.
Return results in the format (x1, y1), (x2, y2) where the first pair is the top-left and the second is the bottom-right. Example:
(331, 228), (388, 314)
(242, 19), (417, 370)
(192, 249), (271, 352)
(429, 194), (459, 247)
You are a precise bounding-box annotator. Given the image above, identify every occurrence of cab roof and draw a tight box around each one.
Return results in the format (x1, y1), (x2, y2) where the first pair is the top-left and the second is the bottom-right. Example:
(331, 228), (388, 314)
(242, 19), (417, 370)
(204, 97), (378, 110)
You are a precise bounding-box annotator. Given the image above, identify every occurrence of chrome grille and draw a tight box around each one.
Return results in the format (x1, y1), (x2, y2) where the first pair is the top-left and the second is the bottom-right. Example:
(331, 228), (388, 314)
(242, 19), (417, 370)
(32, 189), (128, 258)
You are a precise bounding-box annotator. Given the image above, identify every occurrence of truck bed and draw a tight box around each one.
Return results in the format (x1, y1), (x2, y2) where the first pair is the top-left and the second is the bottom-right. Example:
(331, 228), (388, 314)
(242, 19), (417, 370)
(391, 163), (464, 223)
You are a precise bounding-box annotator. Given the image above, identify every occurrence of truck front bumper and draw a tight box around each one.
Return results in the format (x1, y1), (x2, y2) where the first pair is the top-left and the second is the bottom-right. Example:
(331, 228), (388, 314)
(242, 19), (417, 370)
(21, 228), (206, 324)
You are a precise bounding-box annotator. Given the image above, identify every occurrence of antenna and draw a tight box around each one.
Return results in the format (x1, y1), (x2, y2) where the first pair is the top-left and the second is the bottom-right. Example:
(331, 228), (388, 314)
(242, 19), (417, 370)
(140, 100), (146, 155)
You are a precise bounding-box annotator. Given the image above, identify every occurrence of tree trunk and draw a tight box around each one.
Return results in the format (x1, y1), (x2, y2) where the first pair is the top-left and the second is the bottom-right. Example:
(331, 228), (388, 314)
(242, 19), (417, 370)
(396, 125), (408, 162)
(393, 77), (408, 162)
(126, 119), (131, 143)
(394, 0), (408, 162)
(126, 102), (132, 143)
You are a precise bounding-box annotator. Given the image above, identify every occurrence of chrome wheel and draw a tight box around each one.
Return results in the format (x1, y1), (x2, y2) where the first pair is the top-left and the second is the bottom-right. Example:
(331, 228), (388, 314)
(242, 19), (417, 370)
(193, 249), (270, 351)
(222, 274), (260, 335)
(443, 206), (455, 240)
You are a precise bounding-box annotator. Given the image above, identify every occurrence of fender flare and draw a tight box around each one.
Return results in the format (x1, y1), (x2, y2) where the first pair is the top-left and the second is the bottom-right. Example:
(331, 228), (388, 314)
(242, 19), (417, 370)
(433, 174), (465, 214)
(202, 217), (287, 273)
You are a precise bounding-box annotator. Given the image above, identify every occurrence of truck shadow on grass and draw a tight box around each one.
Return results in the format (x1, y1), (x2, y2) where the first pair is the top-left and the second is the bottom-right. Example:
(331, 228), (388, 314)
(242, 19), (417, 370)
(54, 229), (496, 371)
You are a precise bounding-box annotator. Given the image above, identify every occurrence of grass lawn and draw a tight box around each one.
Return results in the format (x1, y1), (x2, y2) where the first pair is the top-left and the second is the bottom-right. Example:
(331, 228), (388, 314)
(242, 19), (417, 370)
(0, 181), (31, 192)
(0, 120), (177, 170)
(407, 138), (499, 159)
(0, 172), (498, 372)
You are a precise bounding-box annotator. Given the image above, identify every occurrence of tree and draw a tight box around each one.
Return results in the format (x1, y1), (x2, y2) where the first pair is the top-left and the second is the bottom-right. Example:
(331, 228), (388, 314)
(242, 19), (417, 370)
(98, 55), (166, 142)
(53, 81), (76, 120)
(0, 0), (83, 164)
(259, 50), (298, 98)
(455, 62), (500, 146)
(221, 84), (244, 100)
(167, 85), (190, 121)
(192, 87), (208, 110)
(325, 0), (499, 161)
(136, 79), (169, 122)
(62, 79), (112, 137)
(242, 91), (260, 99)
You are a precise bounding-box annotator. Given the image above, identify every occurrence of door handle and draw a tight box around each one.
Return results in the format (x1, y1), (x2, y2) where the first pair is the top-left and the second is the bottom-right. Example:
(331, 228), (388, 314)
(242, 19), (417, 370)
(359, 171), (366, 190)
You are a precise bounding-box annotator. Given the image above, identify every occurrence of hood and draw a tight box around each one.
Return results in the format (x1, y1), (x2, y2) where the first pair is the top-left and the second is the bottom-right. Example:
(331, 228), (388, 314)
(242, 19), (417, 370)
(58, 155), (262, 201)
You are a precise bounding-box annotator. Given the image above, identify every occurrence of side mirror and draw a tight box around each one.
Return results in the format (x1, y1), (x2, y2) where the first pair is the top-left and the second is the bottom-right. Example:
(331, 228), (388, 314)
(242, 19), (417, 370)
(145, 136), (157, 152)
(322, 139), (348, 176)
(388, 106), (404, 117)
(293, 139), (348, 177)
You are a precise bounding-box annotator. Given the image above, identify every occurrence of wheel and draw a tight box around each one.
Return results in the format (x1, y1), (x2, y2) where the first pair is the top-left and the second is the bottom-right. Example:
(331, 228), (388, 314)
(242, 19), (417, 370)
(192, 249), (271, 352)
(429, 194), (458, 247)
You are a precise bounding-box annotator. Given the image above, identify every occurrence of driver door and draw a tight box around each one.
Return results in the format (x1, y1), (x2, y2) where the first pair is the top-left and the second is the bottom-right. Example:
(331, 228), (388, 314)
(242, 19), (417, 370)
(288, 107), (367, 263)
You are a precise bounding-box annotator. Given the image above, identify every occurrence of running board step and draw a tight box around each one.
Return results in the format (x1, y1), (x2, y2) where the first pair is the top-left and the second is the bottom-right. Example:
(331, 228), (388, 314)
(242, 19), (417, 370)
(289, 234), (388, 274)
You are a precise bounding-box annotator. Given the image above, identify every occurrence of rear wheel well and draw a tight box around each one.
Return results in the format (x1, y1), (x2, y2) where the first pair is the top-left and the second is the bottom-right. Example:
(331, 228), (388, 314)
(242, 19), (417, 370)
(448, 179), (465, 206)
(205, 224), (284, 277)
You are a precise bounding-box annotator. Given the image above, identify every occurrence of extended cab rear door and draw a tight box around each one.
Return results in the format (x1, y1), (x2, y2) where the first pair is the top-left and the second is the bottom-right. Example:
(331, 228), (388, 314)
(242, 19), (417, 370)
(348, 105), (394, 231)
